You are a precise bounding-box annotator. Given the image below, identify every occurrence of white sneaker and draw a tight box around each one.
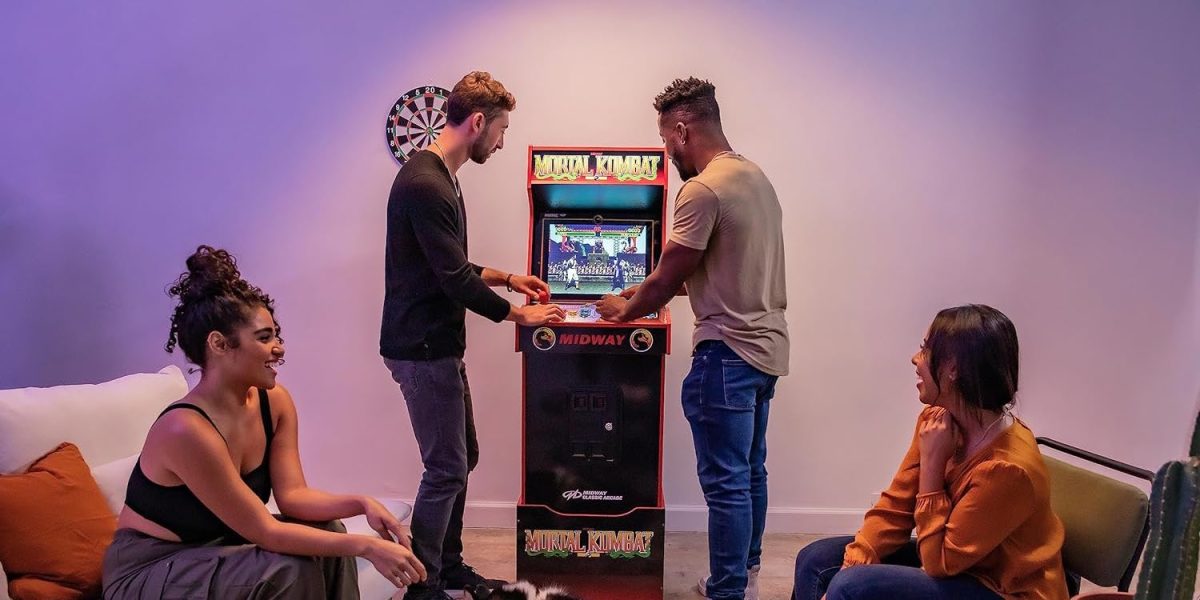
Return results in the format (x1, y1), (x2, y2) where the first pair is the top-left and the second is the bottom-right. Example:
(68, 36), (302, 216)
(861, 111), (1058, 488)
(696, 565), (759, 600)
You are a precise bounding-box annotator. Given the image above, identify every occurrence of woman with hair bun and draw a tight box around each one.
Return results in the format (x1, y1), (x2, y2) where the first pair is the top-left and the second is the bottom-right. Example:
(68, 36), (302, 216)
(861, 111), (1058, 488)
(102, 246), (425, 599)
(792, 305), (1068, 600)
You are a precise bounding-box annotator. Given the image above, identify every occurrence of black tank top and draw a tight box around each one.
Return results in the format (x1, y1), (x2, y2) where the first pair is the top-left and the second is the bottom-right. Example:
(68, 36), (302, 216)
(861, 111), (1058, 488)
(125, 388), (274, 543)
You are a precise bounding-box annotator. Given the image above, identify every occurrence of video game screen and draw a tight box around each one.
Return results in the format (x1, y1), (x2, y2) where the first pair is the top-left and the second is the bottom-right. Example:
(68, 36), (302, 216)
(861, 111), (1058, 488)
(543, 220), (651, 299)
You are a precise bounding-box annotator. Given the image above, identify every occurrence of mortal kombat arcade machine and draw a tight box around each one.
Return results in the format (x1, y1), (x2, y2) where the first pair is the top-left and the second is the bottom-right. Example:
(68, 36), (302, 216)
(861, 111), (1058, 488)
(514, 147), (671, 599)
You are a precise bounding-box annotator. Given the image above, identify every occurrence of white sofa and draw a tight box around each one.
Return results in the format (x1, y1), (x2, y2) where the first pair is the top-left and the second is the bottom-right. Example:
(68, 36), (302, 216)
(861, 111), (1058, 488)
(0, 366), (405, 600)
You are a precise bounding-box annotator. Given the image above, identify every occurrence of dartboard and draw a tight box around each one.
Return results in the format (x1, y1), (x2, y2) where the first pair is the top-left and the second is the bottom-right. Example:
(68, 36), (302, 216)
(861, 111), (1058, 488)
(386, 85), (450, 165)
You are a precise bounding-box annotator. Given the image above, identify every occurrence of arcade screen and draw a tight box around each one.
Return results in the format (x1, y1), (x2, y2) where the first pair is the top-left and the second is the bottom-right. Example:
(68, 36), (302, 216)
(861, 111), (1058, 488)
(543, 219), (652, 299)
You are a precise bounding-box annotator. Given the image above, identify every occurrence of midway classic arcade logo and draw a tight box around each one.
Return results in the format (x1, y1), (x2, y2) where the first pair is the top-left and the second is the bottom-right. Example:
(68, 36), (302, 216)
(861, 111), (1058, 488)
(524, 529), (655, 559)
(562, 489), (623, 502)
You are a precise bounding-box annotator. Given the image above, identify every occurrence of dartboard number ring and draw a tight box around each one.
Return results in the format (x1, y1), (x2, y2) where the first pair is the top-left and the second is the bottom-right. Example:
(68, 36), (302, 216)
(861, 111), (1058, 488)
(386, 85), (451, 165)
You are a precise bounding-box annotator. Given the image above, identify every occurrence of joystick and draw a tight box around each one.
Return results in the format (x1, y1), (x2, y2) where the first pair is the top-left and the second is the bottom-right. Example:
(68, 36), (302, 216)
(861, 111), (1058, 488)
(538, 289), (550, 304)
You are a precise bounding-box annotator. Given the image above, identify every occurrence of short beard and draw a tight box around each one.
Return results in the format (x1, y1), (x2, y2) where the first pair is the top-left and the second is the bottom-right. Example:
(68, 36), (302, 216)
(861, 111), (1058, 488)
(469, 132), (493, 164)
(673, 158), (697, 181)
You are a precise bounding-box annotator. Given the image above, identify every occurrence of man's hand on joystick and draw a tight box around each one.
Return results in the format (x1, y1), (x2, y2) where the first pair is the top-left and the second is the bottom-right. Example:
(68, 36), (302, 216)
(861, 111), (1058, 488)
(508, 274), (551, 301)
(596, 294), (629, 322)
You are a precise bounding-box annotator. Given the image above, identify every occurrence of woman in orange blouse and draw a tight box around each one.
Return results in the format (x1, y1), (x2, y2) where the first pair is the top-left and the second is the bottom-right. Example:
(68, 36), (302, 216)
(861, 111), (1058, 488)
(792, 305), (1068, 600)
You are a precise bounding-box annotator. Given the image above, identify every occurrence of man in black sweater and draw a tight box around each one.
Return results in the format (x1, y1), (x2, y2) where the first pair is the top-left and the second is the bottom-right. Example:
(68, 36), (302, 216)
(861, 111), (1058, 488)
(381, 71), (564, 600)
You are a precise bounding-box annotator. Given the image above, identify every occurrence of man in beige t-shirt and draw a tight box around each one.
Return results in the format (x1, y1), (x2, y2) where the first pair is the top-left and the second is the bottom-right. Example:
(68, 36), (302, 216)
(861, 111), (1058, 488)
(597, 77), (788, 600)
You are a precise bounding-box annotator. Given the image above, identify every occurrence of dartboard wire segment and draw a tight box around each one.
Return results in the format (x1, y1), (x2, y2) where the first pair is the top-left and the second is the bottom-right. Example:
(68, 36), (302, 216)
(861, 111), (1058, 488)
(385, 85), (450, 165)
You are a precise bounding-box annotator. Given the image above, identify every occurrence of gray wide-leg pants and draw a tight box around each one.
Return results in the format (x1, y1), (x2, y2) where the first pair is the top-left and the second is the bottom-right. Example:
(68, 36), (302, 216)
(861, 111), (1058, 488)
(102, 519), (359, 599)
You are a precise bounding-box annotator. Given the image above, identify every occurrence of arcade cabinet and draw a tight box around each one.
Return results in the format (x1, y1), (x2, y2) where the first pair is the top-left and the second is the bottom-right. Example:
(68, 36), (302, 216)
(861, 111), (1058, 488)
(515, 147), (672, 599)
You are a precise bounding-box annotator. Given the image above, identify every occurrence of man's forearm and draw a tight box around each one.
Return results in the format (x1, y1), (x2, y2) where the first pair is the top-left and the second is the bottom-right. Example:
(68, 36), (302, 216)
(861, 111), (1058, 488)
(478, 266), (510, 287)
(622, 274), (677, 320)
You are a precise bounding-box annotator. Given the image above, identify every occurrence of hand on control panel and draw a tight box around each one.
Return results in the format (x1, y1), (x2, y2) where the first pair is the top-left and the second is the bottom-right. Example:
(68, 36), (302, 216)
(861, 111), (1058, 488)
(510, 302), (565, 326)
(509, 274), (551, 302)
(595, 294), (629, 323)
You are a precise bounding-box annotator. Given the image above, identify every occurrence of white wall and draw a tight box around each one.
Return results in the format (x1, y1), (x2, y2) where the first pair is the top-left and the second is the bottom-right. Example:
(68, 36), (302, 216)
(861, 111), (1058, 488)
(1, 1), (1196, 533)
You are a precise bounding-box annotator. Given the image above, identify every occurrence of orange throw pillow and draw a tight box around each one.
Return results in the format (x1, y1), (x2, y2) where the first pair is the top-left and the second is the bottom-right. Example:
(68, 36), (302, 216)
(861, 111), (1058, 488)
(0, 443), (118, 600)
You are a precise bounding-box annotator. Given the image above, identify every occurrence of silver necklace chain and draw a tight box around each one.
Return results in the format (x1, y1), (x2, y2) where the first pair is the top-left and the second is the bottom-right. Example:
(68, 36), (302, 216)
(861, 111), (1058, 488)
(965, 410), (1010, 456)
(430, 140), (461, 197)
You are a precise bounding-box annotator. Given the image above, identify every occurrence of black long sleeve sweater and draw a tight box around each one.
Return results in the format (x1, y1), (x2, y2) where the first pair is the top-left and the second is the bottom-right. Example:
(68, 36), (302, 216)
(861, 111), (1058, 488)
(380, 151), (510, 360)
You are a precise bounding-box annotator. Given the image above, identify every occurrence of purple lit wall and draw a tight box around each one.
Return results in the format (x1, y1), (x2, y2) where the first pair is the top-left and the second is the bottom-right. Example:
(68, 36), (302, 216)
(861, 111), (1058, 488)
(1, 1), (1196, 531)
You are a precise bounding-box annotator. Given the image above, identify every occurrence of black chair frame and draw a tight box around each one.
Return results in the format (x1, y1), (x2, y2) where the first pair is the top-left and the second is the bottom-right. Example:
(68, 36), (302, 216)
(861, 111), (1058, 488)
(1036, 436), (1154, 592)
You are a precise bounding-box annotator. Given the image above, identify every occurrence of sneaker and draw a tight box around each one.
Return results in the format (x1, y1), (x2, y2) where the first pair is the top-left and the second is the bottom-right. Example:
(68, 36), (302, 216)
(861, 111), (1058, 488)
(696, 565), (760, 600)
(442, 563), (507, 597)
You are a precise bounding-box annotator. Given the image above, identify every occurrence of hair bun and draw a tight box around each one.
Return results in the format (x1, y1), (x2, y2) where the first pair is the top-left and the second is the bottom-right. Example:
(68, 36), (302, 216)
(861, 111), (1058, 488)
(169, 245), (243, 302)
(164, 245), (279, 364)
(185, 245), (240, 280)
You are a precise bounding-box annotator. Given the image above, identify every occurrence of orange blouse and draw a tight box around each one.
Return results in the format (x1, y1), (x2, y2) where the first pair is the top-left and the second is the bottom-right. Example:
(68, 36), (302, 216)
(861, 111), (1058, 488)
(843, 408), (1069, 600)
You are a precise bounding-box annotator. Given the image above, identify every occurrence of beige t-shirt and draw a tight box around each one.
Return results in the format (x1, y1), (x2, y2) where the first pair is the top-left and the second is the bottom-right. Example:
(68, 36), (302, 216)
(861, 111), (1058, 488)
(671, 152), (789, 376)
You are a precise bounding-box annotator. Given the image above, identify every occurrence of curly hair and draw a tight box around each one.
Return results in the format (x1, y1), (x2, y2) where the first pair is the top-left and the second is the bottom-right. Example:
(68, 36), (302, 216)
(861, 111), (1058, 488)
(653, 77), (721, 124)
(446, 71), (516, 126)
(165, 245), (280, 367)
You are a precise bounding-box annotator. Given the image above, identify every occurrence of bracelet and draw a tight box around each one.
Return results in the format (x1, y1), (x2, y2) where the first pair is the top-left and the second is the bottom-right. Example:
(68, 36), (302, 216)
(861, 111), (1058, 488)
(505, 273), (514, 292)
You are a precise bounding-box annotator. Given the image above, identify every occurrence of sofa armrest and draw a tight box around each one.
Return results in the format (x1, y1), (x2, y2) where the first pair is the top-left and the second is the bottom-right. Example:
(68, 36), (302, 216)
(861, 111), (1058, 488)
(345, 498), (412, 600)
(343, 499), (413, 536)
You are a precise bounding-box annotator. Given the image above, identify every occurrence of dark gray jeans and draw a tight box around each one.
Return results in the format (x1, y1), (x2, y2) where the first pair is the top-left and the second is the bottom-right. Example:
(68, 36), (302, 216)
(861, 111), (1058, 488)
(102, 519), (358, 599)
(384, 356), (479, 591)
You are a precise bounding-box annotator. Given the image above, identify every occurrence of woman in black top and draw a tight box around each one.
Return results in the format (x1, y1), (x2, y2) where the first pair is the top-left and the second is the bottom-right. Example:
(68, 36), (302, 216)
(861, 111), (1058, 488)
(102, 246), (425, 599)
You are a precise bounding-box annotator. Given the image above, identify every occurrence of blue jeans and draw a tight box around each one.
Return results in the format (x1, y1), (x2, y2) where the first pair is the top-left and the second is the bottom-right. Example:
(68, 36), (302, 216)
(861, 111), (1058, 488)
(792, 536), (1001, 600)
(683, 340), (777, 600)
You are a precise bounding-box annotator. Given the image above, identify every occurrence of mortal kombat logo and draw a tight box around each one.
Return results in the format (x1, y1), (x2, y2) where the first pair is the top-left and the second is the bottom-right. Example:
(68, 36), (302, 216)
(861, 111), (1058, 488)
(630, 329), (653, 353)
(532, 153), (661, 182)
(524, 529), (654, 559)
(532, 327), (556, 351)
